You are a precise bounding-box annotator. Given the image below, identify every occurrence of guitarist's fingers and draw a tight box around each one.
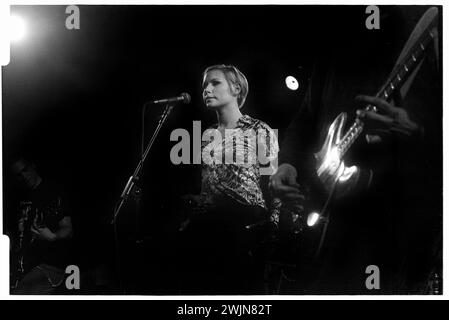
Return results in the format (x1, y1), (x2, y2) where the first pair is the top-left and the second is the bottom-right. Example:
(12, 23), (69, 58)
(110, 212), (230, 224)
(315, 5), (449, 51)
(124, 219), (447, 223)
(357, 110), (394, 128)
(269, 176), (300, 191)
(30, 226), (39, 235)
(270, 178), (303, 198)
(356, 95), (399, 115)
(365, 134), (383, 144)
(32, 215), (39, 228)
(369, 128), (395, 135)
(283, 192), (306, 202)
(271, 183), (303, 195)
(390, 127), (409, 135)
(286, 177), (301, 189)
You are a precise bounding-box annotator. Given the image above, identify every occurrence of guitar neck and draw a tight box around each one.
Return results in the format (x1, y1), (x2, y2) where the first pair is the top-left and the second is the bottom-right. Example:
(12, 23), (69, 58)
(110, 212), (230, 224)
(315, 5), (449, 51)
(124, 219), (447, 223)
(338, 28), (436, 157)
(376, 29), (435, 101)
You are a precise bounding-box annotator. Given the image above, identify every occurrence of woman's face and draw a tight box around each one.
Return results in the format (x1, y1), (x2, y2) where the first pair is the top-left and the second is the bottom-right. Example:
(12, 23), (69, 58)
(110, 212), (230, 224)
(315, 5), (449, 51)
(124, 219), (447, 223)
(202, 69), (237, 108)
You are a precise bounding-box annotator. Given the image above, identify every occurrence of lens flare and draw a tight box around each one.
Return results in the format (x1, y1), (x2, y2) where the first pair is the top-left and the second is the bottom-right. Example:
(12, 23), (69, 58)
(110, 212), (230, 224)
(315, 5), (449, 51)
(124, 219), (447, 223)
(10, 15), (26, 42)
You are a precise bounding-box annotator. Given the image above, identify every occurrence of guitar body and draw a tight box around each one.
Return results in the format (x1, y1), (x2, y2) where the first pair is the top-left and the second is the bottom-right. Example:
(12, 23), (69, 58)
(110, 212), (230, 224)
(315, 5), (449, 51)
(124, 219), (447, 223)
(10, 200), (61, 290)
(314, 112), (360, 197)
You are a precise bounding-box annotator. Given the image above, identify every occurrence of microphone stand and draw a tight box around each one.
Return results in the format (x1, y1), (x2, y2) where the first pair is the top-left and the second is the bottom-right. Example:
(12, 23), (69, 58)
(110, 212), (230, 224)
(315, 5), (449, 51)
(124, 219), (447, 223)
(111, 102), (175, 293)
(111, 103), (174, 225)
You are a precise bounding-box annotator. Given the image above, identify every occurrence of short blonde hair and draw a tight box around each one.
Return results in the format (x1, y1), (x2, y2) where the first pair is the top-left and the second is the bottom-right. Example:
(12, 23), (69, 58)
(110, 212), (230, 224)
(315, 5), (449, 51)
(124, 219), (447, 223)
(203, 64), (249, 108)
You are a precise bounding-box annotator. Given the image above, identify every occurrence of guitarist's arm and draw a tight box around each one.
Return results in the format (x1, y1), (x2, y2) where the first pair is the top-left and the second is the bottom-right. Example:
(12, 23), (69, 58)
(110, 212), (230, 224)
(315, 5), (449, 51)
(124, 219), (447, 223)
(54, 216), (73, 241)
(30, 216), (73, 242)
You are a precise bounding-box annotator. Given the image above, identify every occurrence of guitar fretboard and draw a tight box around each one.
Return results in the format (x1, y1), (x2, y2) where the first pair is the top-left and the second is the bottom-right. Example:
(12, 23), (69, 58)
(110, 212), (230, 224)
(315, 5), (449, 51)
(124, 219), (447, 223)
(337, 28), (436, 157)
(377, 29), (435, 101)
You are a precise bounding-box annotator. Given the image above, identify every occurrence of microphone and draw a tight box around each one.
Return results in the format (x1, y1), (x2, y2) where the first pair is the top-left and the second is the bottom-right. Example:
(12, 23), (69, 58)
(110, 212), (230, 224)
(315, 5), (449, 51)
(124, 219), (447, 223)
(150, 93), (191, 105)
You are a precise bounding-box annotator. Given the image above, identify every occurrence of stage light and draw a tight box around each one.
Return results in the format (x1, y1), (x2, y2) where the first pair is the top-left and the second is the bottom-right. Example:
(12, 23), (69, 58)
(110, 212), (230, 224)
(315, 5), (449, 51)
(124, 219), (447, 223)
(9, 15), (26, 42)
(307, 212), (320, 227)
(285, 76), (299, 91)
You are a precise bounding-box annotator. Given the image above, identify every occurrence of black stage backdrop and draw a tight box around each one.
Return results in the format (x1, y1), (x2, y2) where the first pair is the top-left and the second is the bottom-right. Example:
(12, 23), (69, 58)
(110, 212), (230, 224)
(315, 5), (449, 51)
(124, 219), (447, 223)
(2, 5), (442, 294)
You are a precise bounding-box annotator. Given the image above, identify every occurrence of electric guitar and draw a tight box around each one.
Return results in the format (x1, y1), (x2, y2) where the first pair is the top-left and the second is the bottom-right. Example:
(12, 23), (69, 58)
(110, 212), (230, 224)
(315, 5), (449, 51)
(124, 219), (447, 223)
(11, 199), (62, 290)
(276, 8), (439, 268)
(313, 7), (438, 223)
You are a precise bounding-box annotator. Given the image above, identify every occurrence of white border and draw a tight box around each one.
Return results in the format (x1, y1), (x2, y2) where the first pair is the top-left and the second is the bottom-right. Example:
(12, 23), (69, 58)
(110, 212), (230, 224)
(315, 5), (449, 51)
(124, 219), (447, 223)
(0, 0), (446, 300)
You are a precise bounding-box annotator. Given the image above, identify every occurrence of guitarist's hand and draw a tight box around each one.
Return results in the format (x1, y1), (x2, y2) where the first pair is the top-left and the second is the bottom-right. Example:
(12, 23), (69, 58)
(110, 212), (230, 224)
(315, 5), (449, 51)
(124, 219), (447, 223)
(269, 163), (305, 201)
(31, 224), (57, 242)
(356, 95), (423, 143)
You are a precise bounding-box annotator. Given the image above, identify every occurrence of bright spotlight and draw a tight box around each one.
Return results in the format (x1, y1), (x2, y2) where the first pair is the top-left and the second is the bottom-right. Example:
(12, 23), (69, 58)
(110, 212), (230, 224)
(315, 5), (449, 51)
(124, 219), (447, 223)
(307, 212), (320, 227)
(10, 15), (26, 42)
(285, 76), (299, 91)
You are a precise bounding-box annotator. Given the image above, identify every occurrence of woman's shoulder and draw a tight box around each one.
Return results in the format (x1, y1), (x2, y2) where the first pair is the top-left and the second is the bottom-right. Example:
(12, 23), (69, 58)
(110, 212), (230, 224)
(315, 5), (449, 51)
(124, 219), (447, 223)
(238, 114), (275, 133)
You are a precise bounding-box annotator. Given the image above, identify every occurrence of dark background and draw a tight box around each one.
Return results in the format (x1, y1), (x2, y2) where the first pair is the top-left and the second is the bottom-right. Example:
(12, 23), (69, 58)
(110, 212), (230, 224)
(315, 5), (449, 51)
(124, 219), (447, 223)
(2, 5), (440, 294)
